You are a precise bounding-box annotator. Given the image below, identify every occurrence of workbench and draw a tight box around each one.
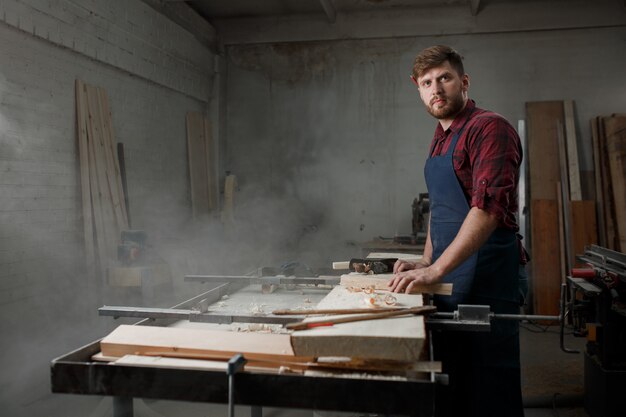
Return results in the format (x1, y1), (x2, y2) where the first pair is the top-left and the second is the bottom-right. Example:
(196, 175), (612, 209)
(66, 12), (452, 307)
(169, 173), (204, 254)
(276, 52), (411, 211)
(51, 281), (438, 417)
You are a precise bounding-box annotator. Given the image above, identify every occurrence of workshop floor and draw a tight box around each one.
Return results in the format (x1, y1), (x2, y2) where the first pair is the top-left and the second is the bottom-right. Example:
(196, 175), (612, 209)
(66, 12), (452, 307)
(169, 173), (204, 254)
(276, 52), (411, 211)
(520, 323), (588, 417)
(33, 324), (591, 417)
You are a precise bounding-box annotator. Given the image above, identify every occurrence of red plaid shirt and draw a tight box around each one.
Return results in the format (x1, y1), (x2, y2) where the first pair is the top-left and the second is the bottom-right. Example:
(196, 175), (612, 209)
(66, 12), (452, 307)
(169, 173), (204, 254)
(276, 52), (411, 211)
(429, 99), (522, 232)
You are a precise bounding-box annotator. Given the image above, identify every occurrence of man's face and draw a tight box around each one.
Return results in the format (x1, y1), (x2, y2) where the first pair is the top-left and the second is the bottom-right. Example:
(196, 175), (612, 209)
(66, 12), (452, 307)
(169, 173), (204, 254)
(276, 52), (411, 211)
(415, 61), (469, 122)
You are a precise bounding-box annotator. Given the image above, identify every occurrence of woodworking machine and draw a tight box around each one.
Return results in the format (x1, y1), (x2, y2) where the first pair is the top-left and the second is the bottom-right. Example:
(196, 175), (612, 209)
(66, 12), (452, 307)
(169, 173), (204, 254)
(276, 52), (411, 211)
(51, 257), (567, 417)
(566, 245), (626, 417)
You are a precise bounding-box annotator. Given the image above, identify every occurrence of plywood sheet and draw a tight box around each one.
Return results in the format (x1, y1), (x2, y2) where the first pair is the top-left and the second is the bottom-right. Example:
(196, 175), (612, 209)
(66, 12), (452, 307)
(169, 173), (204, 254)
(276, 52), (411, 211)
(526, 101), (564, 200)
(100, 324), (308, 363)
(291, 286), (426, 361)
(530, 199), (561, 316)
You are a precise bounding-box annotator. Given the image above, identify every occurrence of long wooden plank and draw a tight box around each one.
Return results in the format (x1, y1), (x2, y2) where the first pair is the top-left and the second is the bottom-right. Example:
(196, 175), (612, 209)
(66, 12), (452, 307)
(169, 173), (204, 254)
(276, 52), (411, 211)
(591, 118), (607, 246)
(87, 85), (117, 254)
(599, 117), (618, 250)
(556, 182), (566, 279)
(97, 87), (128, 230)
(563, 100), (582, 200)
(186, 112), (210, 219)
(203, 118), (217, 211)
(340, 273), (453, 295)
(83, 85), (109, 275)
(530, 199), (561, 316)
(286, 306), (436, 331)
(114, 353), (441, 374)
(604, 115), (626, 251)
(291, 286), (426, 361)
(526, 101), (564, 200)
(557, 121), (573, 270)
(100, 324), (310, 363)
(75, 80), (95, 273)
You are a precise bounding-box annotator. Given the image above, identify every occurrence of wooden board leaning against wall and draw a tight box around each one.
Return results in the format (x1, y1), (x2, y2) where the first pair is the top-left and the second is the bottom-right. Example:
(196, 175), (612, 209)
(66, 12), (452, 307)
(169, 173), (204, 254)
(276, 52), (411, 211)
(526, 100), (598, 316)
(186, 112), (217, 220)
(75, 80), (129, 282)
(593, 115), (626, 252)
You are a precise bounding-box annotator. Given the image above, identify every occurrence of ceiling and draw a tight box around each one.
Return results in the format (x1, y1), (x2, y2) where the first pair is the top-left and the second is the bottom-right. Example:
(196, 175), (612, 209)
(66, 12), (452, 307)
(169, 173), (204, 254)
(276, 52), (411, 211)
(156, 0), (608, 49)
(183, 0), (485, 23)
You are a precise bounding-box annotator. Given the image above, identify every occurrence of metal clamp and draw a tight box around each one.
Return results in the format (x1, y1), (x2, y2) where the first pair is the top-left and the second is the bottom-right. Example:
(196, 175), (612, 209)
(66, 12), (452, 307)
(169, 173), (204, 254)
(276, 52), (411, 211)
(227, 354), (247, 417)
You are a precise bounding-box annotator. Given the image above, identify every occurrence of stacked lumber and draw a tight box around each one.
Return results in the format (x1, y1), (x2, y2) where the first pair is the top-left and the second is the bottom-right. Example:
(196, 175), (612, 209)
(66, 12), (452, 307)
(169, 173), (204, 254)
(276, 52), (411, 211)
(76, 80), (129, 278)
(526, 101), (597, 315)
(591, 114), (626, 251)
(186, 112), (217, 219)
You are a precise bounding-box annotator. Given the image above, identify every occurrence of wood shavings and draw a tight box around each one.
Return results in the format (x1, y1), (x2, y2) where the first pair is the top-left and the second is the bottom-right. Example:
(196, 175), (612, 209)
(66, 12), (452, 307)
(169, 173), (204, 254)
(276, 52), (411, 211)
(384, 294), (397, 306)
(304, 370), (408, 381)
(303, 298), (312, 304)
(221, 295), (229, 300)
(230, 323), (287, 334)
(346, 286), (362, 293)
(363, 285), (376, 295)
(217, 301), (227, 308)
(363, 293), (382, 307)
(248, 303), (266, 315)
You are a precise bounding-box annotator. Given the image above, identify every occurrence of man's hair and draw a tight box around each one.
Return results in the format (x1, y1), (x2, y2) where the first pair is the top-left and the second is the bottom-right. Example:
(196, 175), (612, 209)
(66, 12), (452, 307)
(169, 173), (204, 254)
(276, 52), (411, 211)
(412, 45), (464, 79)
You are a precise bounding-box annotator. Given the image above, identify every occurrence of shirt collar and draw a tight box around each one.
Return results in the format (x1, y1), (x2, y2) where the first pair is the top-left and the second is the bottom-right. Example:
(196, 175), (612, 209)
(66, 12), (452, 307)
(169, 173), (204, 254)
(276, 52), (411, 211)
(434, 99), (476, 137)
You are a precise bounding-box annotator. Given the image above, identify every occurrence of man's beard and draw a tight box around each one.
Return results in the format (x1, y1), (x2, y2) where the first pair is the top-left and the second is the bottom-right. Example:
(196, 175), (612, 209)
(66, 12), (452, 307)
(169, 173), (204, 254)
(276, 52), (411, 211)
(426, 91), (465, 120)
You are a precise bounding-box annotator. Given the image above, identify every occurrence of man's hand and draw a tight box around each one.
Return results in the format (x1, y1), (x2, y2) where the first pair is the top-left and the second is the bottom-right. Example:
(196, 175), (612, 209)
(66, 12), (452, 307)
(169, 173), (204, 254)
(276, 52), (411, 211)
(388, 259), (440, 293)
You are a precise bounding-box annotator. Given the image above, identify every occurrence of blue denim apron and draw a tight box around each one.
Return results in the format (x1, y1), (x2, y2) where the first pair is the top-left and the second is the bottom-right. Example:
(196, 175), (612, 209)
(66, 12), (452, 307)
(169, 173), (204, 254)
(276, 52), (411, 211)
(424, 118), (524, 417)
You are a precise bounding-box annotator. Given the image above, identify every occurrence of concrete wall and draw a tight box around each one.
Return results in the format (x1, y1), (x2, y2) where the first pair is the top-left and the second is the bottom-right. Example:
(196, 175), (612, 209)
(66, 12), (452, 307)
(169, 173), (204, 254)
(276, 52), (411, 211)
(223, 14), (626, 262)
(0, 1), (215, 415)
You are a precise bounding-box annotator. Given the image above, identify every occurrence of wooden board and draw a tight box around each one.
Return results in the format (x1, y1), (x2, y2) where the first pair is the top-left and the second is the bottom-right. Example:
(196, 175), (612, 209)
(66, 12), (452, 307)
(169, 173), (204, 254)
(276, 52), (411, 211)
(366, 252), (423, 260)
(75, 80), (130, 281)
(100, 324), (310, 364)
(186, 112), (210, 219)
(591, 118), (607, 246)
(570, 201), (598, 267)
(526, 101), (564, 200)
(291, 286), (426, 361)
(204, 118), (217, 211)
(557, 121), (573, 269)
(530, 199), (561, 316)
(116, 354), (257, 372)
(340, 273), (453, 295)
(600, 117), (618, 250)
(603, 115), (626, 251)
(564, 100), (582, 200)
(75, 80), (95, 275)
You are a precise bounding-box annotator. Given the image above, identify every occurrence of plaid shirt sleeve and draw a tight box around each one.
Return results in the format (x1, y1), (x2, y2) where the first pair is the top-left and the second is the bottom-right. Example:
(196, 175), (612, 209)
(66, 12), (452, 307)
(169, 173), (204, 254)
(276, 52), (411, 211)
(454, 114), (522, 227)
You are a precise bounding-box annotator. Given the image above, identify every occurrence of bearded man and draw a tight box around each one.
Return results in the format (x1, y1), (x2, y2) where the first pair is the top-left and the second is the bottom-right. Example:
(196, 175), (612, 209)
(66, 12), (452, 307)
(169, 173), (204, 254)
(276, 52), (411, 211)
(388, 45), (526, 417)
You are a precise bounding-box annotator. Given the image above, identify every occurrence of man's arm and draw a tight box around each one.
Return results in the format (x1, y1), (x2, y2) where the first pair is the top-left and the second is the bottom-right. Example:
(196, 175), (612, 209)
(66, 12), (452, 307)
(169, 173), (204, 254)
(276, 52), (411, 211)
(388, 207), (497, 293)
